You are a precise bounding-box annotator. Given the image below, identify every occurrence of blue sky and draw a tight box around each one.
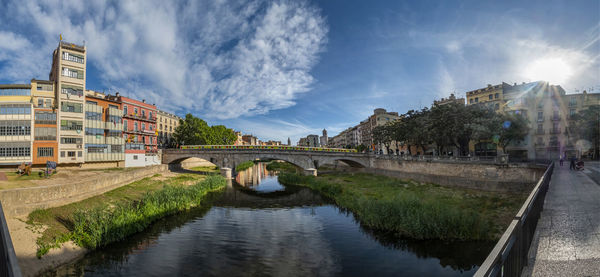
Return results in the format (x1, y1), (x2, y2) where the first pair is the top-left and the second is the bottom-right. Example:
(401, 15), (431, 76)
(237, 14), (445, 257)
(0, 0), (598, 144)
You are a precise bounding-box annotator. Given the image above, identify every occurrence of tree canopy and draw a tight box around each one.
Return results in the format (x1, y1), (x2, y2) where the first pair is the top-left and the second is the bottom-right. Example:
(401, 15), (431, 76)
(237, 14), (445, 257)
(173, 114), (237, 146)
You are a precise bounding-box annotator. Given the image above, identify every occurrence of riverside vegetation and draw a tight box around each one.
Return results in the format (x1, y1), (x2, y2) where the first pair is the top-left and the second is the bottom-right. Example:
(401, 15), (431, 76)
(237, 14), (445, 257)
(27, 173), (226, 257)
(235, 160), (256, 172)
(277, 170), (526, 241)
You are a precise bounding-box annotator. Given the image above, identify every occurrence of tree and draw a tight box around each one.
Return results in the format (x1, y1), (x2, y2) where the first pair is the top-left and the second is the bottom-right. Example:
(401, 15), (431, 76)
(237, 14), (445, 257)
(496, 112), (529, 153)
(173, 114), (236, 146)
(373, 123), (394, 154)
(570, 105), (600, 159)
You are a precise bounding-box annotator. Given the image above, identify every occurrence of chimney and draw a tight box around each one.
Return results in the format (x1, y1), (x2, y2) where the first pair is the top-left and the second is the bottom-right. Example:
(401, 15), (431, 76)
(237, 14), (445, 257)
(142, 99), (145, 103)
(116, 92), (120, 97)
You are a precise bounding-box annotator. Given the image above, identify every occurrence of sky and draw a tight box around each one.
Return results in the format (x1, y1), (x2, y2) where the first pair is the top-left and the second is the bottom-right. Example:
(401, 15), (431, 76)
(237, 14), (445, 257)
(0, 0), (598, 144)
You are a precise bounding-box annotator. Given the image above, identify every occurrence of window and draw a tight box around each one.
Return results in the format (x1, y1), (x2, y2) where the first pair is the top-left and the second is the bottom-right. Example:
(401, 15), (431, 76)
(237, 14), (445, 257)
(78, 151), (82, 157)
(60, 120), (83, 131)
(61, 67), (84, 79)
(67, 151), (76, 157)
(160, 124), (163, 130)
(35, 111), (56, 124)
(109, 104), (118, 109)
(149, 124), (153, 131)
(0, 88), (30, 96)
(537, 111), (543, 121)
(569, 109), (576, 117)
(61, 101), (83, 113)
(569, 97), (577, 106)
(45, 99), (52, 108)
(110, 145), (123, 153)
(126, 144), (144, 150)
(37, 84), (52, 91)
(133, 155), (138, 160)
(61, 137), (83, 144)
(37, 147), (54, 157)
(489, 94), (493, 100)
(0, 104), (31, 115)
(60, 151), (65, 157)
(123, 119), (128, 131)
(134, 108), (138, 115)
(475, 97), (479, 103)
(38, 99), (43, 107)
(124, 105), (128, 115)
(142, 123), (145, 130)
(495, 93), (499, 99)
(61, 85), (83, 97)
(62, 52), (84, 63)
(0, 143), (30, 157)
(470, 99), (473, 104)
(86, 110), (102, 120)
(0, 121), (31, 136)
(85, 128), (104, 136)
(107, 130), (121, 137)
(34, 127), (56, 141)
(134, 122), (138, 131)
(494, 103), (499, 110)
(86, 100), (98, 105)
(142, 110), (146, 118)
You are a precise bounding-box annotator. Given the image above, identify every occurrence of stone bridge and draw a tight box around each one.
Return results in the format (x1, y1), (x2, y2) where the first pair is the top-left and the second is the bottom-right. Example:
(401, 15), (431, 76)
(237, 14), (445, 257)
(162, 148), (369, 175)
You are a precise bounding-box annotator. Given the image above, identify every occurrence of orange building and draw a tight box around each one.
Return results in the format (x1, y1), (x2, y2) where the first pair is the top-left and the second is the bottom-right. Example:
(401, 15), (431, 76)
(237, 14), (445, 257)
(83, 90), (124, 165)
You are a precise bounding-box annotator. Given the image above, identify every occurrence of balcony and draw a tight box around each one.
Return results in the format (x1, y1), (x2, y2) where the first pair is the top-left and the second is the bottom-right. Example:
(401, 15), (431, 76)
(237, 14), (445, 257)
(535, 129), (545, 135)
(536, 117), (544, 122)
(60, 41), (85, 52)
(122, 113), (156, 122)
(550, 128), (561, 134)
(551, 115), (560, 121)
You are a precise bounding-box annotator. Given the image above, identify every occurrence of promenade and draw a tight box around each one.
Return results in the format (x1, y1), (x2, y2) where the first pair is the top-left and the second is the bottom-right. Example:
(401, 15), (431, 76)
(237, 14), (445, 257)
(523, 161), (600, 276)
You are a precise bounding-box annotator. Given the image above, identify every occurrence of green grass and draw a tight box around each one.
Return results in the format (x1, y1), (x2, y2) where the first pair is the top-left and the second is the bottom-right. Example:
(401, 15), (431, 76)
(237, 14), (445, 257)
(27, 173), (226, 257)
(278, 172), (526, 241)
(265, 161), (298, 173)
(235, 160), (255, 172)
(188, 166), (220, 173)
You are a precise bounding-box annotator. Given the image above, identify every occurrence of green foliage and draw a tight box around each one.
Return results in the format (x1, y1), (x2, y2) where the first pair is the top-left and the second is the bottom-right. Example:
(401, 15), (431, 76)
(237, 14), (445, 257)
(70, 175), (226, 249)
(173, 113), (236, 146)
(265, 161), (298, 173)
(570, 105), (600, 158)
(278, 172), (523, 241)
(355, 144), (368, 153)
(235, 161), (255, 172)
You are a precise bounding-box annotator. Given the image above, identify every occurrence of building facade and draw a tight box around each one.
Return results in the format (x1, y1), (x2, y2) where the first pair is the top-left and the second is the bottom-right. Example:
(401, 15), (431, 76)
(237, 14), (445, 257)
(433, 93), (465, 106)
(0, 84), (33, 165)
(121, 96), (158, 167)
(84, 91), (124, 165)
(50, 41), (87, 164)
(157, 110), (181, 148)
(31, 80), (57, 165)
(319, 129), (328, 147)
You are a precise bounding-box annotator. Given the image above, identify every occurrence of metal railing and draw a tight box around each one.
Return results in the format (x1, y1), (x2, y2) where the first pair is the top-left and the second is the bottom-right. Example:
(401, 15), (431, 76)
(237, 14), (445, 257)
(0, 202), (22, 277)
(474, 162), (554, 277)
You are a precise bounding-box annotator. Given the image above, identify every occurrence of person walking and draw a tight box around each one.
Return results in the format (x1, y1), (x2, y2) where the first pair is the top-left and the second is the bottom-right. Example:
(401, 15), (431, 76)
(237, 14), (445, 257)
(559, 155), (564, 166)
(569, 156), (576, 170)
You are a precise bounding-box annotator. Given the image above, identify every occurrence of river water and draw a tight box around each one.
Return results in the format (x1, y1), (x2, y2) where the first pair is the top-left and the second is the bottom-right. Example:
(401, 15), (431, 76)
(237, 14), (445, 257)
(47, 163), (493, 277)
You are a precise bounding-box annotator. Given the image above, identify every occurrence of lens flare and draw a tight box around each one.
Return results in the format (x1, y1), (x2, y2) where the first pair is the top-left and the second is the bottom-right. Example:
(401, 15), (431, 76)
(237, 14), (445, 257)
(524, 58), (572, 84)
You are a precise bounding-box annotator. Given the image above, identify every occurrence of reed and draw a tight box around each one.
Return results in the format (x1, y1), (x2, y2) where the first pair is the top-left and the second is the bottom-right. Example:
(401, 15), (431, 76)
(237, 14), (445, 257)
(278, 172), (512, 241)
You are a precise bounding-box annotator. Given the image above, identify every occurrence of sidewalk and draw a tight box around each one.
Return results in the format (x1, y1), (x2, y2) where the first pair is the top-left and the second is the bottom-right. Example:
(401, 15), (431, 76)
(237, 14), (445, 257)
(522, 163), (600, 276)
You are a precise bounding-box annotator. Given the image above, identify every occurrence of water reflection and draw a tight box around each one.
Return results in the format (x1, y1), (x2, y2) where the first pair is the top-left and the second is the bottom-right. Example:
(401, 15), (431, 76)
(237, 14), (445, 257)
(235, 162), (285, 193)
(46, 163), (492, 277)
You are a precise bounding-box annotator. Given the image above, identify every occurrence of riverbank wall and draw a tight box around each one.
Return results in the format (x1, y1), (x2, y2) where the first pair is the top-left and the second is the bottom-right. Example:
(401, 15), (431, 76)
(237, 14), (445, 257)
(334, 159), (546, 193)
(0, 165), (168, 216)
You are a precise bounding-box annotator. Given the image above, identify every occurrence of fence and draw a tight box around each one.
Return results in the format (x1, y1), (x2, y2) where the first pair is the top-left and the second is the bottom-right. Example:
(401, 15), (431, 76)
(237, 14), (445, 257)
(474, 162), (554, 277)
(0, 202), (21, 277)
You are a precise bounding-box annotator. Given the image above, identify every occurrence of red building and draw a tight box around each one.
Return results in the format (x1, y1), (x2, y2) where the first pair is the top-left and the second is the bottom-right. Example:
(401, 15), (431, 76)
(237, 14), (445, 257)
(118, 94), (158, 167)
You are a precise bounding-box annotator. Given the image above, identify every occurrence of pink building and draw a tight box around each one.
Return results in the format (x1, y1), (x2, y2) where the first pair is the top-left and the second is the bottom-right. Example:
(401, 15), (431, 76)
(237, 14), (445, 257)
(118, 95), (158, 167)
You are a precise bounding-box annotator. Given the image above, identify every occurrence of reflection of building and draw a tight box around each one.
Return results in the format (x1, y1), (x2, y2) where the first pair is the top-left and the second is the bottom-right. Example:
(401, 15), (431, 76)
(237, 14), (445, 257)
(157, 110), (181, 148)
(84, 90), (124, 165)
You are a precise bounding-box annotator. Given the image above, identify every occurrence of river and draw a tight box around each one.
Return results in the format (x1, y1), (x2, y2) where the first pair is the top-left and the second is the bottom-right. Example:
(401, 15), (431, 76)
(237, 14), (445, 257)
(45, 162), (493, 276)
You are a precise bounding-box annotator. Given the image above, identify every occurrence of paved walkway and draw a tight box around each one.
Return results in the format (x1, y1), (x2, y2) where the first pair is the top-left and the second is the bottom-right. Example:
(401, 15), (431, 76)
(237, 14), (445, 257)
(522, 162), (600, 277)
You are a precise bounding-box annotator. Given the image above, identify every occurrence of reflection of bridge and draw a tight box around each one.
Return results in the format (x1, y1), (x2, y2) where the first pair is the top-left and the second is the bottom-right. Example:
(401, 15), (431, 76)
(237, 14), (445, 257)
(162, 148), (369, 175)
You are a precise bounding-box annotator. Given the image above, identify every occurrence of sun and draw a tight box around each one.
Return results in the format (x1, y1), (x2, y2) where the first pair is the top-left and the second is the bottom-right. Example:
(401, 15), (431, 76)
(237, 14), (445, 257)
(523, 57), (572, 85)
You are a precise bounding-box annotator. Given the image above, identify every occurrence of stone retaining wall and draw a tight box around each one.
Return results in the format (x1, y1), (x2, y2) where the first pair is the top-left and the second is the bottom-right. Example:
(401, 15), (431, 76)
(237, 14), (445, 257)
(0, 165), (168, 216)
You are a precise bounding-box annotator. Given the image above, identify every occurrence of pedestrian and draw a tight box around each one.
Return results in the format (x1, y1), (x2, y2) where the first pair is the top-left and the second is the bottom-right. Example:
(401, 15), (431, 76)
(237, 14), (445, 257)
(559, 155), (564, 166)
(569, 156), (576, 170)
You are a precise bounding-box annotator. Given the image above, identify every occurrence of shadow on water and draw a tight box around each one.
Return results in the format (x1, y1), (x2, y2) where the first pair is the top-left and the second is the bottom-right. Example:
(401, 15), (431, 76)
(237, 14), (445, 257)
(45, 162), (493, 276)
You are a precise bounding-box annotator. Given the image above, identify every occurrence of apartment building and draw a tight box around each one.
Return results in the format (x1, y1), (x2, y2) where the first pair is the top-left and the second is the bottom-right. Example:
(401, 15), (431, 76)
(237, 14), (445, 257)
(0, 84), (33, 165)
(465, 83), (504, 109)
(31, 79), (57, 165)
(49, 41), (86, 164)
(157, 110), (181, 148)
(121, 96), (158, 167)
(84, 91), (124, 165)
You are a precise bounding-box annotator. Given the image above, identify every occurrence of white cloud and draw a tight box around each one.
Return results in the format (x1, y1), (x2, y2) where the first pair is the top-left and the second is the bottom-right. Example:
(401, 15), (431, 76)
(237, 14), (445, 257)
(0, 0), (327, 119)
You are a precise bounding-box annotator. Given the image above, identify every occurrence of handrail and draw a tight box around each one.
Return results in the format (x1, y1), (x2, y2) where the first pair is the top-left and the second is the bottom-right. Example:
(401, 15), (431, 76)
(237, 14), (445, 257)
(179, 145), (358, 153)
(474, 162), (554, 277)
(0, 202), (22, 277)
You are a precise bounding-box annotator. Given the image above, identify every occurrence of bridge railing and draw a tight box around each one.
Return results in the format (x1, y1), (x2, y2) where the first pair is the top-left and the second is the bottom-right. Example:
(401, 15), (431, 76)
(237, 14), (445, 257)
(0, 202), (22, 277)
(474, 162), (554, 277)
(179, 145), (358, 153)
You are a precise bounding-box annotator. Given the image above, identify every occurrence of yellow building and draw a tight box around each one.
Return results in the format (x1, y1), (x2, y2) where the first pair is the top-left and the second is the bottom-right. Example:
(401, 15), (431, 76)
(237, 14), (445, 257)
(157, 110), (181, 148)
(0, 84), (33, 165)
(49, 40), (87, 164)
(465, 83), (504, 109)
